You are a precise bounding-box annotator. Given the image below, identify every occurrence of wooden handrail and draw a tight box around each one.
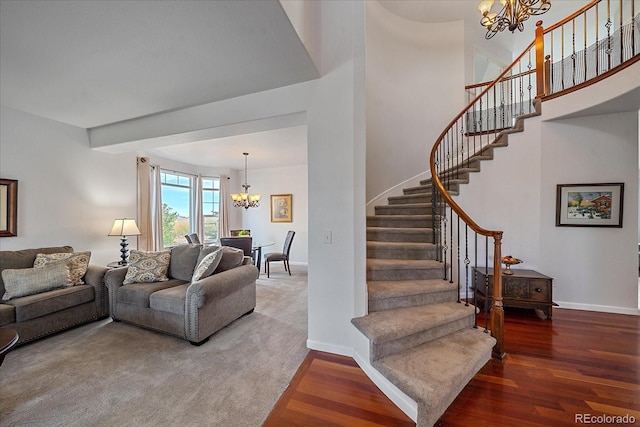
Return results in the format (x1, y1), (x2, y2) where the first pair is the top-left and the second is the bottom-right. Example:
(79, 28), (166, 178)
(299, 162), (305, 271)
(429, 39), (535, 236)
(429, 0), (637, 363)
(543, 0), (600, 33)
(428, 27), (538, 364)
(465, 69), (535, 90)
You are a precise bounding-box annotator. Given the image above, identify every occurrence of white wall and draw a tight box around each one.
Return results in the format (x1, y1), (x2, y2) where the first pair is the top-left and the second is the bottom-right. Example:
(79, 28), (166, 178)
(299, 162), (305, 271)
(454, 105), (639, 314)
(365, 1), (466, 202)
(540, 112), (638, 312)
(306, 0), (366, 356)
(238, 164), (309, 265)
(0, 106), (137, 266)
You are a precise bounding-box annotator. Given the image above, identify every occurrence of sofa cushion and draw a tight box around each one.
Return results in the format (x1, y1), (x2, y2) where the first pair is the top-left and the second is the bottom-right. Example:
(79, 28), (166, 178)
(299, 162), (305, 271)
(117, 279), (186, 308)
(149, 283), (189, 316)
(169, 244), (201, 281)
(0, 303), (16, 327)
(123, 250), (171, 285)
(0, 246), (73, 297)
(1, 263), (72, 301)
(214, 247), (245, 273)
(33, 251), (91, 285)
(191, 248), (224, 282)
(6, 284), (94, 322)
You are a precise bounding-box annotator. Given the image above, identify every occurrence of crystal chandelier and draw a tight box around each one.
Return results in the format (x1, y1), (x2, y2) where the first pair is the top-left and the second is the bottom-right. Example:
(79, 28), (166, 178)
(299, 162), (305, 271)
(231, 152), (260, 209)
(478, 0), (551, 39)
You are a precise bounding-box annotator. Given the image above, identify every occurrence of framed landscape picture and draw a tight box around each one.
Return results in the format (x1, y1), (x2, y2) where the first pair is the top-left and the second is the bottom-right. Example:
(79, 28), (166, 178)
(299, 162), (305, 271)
(556, 183), (624, 227)
(270, 194), (292, 223)
(0, 179), (18, 237)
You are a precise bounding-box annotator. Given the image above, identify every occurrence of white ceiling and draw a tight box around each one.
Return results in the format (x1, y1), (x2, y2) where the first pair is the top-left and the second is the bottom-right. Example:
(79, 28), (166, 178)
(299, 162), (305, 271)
(0, 0), (594, 170)
(145, 125), (308, 170)
(0, 0), (317, 170)
(0, 0), (318, 129)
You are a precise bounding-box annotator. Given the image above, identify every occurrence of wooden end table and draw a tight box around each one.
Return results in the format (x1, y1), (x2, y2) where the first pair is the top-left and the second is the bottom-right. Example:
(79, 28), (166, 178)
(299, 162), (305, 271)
(473, 267), (557, 319)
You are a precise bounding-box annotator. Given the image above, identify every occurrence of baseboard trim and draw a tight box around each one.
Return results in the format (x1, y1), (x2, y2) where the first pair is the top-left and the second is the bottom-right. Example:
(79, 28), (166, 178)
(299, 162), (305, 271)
(352, 349), (418, 422)
(555, 303), (640, 316)
(306, 339), (352, 357)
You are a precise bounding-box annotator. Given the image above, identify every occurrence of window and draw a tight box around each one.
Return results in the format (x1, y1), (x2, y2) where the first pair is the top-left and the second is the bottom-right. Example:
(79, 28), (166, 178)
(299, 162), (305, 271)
(160, 171), (220, 247)
(202, 177), (220, 243)
(160, 171), (193, 247)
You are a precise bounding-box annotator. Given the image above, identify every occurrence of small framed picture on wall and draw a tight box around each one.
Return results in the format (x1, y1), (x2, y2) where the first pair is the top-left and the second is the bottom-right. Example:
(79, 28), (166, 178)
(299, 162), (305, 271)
(556, 182), (624, 227)
(0, 178), (18, 237)
(270, 194), (292, 223)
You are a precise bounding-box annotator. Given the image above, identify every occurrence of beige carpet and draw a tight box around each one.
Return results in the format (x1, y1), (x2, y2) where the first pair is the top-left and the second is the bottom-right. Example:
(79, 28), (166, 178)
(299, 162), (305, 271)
(0, 267), (308, 427)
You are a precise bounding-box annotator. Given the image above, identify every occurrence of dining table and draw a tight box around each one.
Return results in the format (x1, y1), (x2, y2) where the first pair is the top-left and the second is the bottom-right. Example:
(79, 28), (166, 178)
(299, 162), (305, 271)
(251, 241), (274, 272)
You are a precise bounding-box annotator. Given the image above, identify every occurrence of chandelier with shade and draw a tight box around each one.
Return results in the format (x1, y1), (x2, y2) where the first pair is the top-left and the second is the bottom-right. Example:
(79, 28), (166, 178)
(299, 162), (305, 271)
(478, 0), (551, 39)
(231, 152), (260, 209)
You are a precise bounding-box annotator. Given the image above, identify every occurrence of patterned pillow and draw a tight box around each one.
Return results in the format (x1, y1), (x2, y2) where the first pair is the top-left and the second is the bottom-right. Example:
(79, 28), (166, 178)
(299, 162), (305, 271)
(191, 248), (224, 282)
(2, 262), (72, 301)
(33, 251), (91, 285)
(123, 250), (171, 285)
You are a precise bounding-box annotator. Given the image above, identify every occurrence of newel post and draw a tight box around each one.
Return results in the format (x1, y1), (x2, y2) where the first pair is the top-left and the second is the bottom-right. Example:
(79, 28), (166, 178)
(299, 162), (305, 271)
(491, 233), (506, 362)
(535, 20), (546, 98)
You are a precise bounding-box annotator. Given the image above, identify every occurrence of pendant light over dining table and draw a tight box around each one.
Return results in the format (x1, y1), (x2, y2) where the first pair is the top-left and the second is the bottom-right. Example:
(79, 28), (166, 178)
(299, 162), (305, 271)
(231, 152), (260, 209)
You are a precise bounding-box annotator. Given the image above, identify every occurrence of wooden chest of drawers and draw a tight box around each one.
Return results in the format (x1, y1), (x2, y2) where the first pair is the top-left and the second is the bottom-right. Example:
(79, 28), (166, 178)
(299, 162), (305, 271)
(473, 267), (556, 319)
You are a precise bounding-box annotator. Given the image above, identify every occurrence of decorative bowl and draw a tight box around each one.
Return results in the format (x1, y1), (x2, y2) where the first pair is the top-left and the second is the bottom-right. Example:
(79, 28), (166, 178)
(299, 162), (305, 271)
(501, 256), (523, 275)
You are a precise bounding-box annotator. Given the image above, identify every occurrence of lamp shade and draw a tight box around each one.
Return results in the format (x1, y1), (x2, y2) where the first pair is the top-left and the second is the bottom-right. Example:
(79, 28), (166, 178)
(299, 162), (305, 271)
(108, 219), (141, 237)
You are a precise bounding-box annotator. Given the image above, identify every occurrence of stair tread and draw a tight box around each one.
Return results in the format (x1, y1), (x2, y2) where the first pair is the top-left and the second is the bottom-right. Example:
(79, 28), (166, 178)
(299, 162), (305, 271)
(368, 279), (455, 300)
(373, 328), (495, 405)
(376, 203), (432, 208)
(351, 302), (475, 344)
(367, 227), (432, 232)
(367, 214), (433, 219)
(367, 241), (435, 248)
(367, 259), (442, 269)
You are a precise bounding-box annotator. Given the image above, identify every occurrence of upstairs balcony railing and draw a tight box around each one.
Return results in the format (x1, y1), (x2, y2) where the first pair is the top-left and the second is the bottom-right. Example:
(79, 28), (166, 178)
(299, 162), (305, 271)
(431, 0), (638, 361)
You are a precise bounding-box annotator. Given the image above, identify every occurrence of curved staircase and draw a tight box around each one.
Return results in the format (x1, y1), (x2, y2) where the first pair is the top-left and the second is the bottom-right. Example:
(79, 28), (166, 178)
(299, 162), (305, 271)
(353, 175), (496, 427)
(353, 2), (638, 425)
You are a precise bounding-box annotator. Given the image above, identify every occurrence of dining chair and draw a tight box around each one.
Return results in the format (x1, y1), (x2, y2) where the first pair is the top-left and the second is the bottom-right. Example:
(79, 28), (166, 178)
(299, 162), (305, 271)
(185, 233), (201, 244)
(220, 236), (253, 258)
(264, 231), (295, 278)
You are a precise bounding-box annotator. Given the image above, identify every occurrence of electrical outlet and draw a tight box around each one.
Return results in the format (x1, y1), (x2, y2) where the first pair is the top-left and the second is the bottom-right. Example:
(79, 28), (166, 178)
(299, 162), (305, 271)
(323, 230), (332, 244)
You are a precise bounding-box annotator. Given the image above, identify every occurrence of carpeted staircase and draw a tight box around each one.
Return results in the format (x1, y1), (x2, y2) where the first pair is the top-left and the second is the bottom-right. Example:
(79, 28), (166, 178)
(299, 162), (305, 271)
(352, 165), (497, 427)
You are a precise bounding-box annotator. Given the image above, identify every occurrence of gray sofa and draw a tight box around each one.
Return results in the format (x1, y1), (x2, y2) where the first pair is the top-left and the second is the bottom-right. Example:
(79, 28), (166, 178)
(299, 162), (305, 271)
(104, 244), (259, 345)
(0, 246), (109, 345)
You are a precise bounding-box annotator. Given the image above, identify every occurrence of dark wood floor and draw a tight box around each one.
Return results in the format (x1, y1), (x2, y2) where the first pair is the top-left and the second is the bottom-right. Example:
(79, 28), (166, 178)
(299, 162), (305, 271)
(264, 307), (639, 426)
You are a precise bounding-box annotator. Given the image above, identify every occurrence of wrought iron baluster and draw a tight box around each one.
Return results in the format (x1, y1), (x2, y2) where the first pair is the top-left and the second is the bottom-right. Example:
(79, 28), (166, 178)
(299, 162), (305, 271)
(449, 203), (454, 284)
(456, 215), (461, 301)
(606, 0), (612, 71)
(473, 232), (478, 329)
(464, 224), (470, 307)
(483, 236), (489, 333)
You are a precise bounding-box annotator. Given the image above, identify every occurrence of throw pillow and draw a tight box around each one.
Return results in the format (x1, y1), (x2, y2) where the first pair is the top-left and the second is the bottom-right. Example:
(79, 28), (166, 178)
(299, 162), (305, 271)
(123, 250), (171, 285)
(2, 262), (72, 301)
(33, 251), (91, 285)
(214, 246), (245, 273)
(191, 248), (224, 282)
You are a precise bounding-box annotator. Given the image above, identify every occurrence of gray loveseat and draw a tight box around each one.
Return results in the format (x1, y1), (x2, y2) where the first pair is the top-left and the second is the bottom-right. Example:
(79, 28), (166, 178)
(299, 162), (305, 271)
(104, 244), (259, 345)
(0, 246), (109, 345)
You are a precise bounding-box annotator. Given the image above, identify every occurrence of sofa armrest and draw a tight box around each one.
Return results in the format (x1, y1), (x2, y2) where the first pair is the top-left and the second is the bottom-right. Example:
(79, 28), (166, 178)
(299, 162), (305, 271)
(184, 264), (258, 342)
(104, 267), (129, 318)
(186, 264), (259, 309)
(84, 265), (109, 318)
